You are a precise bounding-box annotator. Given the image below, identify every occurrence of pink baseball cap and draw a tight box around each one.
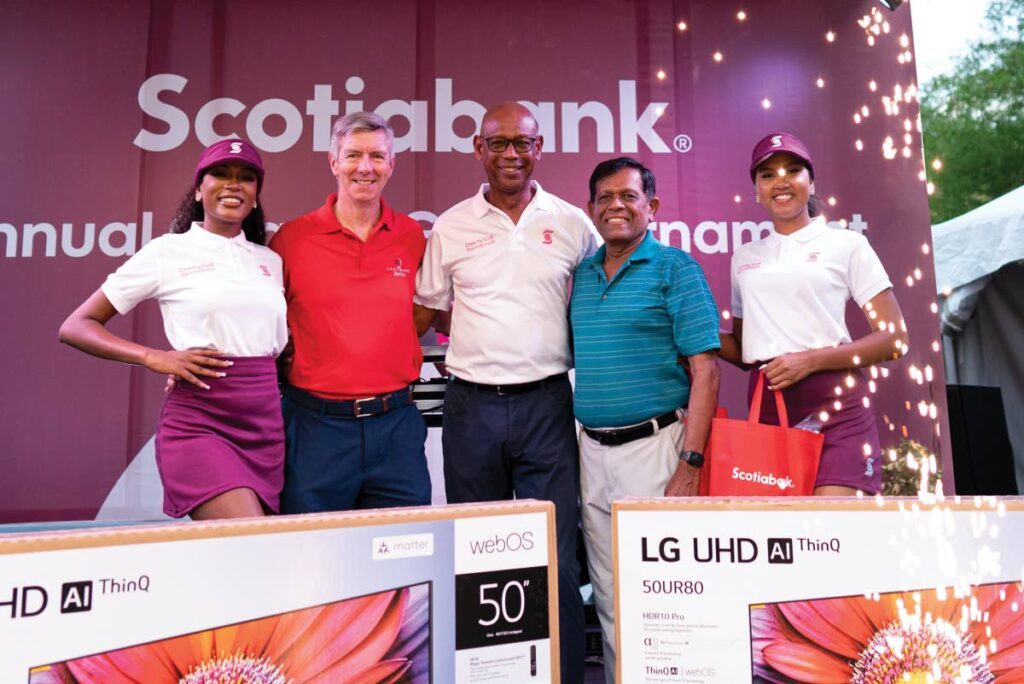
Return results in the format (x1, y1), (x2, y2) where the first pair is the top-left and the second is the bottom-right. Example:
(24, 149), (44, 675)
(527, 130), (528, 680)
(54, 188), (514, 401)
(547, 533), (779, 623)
(749, 133), (814, 180)
(193, 138), (265, 191)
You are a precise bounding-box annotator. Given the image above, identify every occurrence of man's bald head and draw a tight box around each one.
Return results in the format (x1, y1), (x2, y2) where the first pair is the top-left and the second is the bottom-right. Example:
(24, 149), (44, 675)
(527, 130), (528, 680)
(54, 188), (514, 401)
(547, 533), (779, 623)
(480, 102), (539, 137)
(474, 102), (544, 199)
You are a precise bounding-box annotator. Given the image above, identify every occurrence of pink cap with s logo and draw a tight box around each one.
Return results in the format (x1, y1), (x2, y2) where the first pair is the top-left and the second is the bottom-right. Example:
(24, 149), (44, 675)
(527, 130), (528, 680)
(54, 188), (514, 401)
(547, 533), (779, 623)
(749, 132), (814, 180)
(194, 138), (266, 191)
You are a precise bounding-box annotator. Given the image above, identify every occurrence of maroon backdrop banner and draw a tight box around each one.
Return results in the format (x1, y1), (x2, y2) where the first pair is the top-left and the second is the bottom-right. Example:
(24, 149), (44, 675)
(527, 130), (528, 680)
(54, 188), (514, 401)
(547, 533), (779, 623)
(0, 0), (950, 522)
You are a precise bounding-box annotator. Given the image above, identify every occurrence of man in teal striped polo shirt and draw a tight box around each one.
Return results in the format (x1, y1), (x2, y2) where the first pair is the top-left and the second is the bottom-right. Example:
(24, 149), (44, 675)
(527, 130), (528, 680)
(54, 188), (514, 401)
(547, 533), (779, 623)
(570, 157), (720, 683)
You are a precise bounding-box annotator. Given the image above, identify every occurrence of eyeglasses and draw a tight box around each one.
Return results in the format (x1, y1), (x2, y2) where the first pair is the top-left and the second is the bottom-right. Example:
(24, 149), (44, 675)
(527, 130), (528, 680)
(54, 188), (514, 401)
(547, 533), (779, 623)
(483, 137), (537, 153)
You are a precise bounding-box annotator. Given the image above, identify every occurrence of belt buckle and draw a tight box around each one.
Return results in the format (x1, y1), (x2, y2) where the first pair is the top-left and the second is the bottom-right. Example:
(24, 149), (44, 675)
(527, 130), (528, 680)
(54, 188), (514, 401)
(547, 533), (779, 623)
(495, 384), (510, 397)
(352, 396), (377, 418)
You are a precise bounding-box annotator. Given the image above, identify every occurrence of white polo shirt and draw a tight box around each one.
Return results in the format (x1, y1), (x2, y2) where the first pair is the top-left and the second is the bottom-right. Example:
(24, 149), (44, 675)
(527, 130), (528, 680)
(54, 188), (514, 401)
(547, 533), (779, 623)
(415, 181), (597, 384)
(730, 217), (892, 363)
(101, 223), (288, 357)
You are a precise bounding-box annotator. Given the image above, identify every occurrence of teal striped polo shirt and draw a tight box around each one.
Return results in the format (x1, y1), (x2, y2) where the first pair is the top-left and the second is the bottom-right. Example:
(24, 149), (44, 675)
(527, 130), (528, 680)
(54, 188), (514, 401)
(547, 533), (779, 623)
(570, 231), (720, 428)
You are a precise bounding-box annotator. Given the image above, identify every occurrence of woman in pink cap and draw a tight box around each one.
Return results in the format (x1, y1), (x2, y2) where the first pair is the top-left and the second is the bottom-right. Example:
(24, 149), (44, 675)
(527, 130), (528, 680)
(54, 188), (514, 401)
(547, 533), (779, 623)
(718, 132), (908, 495)
(60, 139), (287, 519)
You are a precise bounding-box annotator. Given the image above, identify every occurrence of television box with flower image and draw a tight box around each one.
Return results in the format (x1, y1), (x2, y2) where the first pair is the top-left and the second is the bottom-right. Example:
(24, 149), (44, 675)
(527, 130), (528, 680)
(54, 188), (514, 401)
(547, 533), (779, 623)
(749, 580), (1022, 683)
(0, 500), (558, 684)
(29, 582), (430, 683)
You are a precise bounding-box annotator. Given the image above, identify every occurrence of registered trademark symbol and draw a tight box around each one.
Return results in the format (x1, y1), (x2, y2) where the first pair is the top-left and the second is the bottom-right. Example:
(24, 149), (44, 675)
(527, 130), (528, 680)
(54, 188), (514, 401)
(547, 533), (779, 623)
(673, 134), (692, 153)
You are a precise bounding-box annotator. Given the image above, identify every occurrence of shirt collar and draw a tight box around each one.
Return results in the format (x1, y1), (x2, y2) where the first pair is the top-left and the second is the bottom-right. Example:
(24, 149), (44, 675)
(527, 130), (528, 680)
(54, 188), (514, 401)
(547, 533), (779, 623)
(588, 230), (656, 270)
(187, 222), (255, 251)
(315, 194), (395, 235)
(471, 180), (551, 219)
(768, 215), (828, 244)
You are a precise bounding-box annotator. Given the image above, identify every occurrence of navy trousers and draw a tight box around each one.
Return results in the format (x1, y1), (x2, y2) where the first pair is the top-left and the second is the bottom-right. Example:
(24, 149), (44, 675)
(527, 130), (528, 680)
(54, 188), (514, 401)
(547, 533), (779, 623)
(279, 389), (430, 513)
(442, 374), (585, 684)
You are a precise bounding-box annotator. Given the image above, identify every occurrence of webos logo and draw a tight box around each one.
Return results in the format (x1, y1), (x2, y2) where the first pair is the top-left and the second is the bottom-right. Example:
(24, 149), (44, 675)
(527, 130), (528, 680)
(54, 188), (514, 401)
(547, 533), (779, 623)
(468, 531), (535, 555)
(1, 581), (93, 618)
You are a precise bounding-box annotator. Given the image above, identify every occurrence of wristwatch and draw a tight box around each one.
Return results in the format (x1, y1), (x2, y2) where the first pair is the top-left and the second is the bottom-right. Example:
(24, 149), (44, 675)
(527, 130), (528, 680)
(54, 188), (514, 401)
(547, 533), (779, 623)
(679, 450), (705, 468)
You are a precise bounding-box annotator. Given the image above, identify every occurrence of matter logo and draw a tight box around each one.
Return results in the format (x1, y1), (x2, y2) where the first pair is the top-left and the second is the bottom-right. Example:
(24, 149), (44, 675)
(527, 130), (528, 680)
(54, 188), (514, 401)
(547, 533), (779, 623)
(258, 264), (271, 277)
(771, 135), (783, 148)
(373, 533), (433, 560)
(541, 229), (554, 244)
(229, 142), (243, 154)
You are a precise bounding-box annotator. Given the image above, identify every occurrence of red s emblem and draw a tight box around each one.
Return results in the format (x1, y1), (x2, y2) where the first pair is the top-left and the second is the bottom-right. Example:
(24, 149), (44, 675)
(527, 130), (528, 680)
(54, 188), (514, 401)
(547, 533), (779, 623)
(542, 229), (554, 244)
(259, 265), (271, 277)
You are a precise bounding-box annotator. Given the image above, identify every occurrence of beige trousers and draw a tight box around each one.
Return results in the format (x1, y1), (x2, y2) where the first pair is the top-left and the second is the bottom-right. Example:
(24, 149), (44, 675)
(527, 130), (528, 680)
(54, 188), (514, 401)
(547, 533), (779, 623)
(579, 411), (686, 684)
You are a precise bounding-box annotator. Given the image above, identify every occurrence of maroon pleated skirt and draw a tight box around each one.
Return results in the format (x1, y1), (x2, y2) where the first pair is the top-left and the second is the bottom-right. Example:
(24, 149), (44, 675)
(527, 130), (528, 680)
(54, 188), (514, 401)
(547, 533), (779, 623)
(156, 356), (283, 517)
(747, 368), (883, 493)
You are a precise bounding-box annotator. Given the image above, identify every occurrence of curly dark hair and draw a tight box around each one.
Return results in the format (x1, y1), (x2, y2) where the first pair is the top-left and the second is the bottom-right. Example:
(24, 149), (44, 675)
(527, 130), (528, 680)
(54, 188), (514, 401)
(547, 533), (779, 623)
(169, 188), (267, 245)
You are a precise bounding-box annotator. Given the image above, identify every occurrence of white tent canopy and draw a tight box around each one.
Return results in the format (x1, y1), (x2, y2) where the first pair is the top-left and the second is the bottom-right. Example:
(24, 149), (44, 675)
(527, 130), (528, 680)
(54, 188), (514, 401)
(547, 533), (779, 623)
(933, 184), (1024, 333)
(932, 184), (1024, 492)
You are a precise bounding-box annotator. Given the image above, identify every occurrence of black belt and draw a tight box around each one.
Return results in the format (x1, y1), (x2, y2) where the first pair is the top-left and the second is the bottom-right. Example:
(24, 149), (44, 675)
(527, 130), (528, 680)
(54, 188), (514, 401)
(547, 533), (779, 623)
(583, 410), (679, 446)
(449, 372), (568, 396)
(284, 385), (413, 418)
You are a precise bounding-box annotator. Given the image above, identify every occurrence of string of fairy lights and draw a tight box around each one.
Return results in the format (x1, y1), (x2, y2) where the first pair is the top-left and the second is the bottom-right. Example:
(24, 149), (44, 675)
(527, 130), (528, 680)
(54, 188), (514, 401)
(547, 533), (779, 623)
(652, 2), (1015, 681)
(666, 2), (943, 485)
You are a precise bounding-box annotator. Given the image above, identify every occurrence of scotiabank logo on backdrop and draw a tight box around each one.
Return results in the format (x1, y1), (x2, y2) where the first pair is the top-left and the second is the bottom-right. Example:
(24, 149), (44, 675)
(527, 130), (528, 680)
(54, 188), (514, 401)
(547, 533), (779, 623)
(134, 74), (677, 155)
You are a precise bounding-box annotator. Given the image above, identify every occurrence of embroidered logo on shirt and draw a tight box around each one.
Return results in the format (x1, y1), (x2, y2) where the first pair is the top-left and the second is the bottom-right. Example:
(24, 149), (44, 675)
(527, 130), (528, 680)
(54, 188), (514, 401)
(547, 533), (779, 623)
(541, 229), (554, 244)
(178, 263), (215, 277)
(736, 262), (762, 274)
(806, 252), (820, 262)
(465, 235), (496, 252)
(387, 257), (411, 278)
(864, 457), (875, 477)
(258, 265), (272, 277)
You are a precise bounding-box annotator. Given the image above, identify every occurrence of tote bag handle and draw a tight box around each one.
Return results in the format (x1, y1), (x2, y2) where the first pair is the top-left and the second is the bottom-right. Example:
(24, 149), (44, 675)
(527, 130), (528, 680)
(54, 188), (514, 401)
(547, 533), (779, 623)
(747, 370), (789, 428)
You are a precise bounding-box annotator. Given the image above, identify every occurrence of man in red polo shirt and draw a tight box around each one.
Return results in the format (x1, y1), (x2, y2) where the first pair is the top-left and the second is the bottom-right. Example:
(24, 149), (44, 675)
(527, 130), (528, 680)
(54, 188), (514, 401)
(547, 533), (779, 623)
(269, 111), (430, 512)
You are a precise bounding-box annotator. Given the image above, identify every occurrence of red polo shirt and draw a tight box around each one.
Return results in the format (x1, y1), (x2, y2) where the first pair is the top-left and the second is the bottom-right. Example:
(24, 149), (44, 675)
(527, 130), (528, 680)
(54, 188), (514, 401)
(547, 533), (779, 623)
(270, 194), (425, 400)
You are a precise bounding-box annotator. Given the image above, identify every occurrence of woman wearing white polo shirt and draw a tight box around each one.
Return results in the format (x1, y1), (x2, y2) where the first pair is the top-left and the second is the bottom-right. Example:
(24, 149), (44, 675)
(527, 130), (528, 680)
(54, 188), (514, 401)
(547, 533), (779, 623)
(59, 139), (287, 519)
(719, 133), (908, 495)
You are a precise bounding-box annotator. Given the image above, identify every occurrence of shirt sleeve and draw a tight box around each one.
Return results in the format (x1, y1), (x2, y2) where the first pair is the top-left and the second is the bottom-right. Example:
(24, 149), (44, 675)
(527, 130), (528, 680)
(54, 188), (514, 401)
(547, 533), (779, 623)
(100, 238), (162, 314)
(414, 223), (453, 310)
(667, 252), (722, 357)
(729, 251), (744, 319)
(847, 234), (893, 306)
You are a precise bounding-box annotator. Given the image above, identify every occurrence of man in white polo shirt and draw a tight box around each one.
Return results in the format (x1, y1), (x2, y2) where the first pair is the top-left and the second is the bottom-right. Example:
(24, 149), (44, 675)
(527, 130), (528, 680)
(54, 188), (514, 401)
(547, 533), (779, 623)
(415, 101), (596, 684)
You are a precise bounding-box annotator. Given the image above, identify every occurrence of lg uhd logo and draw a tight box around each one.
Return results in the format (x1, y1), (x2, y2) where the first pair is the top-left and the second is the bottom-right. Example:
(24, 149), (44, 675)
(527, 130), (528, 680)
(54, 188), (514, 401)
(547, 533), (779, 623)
(1, 581), (93, 618)
(468, 531), (535, 555)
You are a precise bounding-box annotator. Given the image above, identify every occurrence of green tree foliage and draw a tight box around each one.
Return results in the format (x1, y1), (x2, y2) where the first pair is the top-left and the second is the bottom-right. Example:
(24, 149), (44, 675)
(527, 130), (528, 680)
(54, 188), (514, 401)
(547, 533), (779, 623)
(920, 0), (1024, 223)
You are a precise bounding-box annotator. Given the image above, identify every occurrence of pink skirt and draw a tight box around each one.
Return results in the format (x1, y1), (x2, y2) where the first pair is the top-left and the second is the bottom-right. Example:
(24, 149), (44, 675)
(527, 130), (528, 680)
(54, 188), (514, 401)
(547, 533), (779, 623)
(156, 356), (283, 517)
(747, 368), (882, 493)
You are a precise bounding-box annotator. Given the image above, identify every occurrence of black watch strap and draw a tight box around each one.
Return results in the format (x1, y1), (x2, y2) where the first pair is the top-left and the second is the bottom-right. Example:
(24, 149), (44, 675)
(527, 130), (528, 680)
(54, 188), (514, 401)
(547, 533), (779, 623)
(679, 450), (705, 468)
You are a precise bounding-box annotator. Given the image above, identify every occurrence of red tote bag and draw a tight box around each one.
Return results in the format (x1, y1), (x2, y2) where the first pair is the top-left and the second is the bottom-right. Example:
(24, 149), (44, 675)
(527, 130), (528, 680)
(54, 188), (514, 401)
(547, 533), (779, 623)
(701, 372), (824, 496)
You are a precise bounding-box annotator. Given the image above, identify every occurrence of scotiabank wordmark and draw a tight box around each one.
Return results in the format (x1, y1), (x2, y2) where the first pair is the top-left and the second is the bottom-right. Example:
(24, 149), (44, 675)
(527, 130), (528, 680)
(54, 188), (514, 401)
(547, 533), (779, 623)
(134, 75), (674, 155)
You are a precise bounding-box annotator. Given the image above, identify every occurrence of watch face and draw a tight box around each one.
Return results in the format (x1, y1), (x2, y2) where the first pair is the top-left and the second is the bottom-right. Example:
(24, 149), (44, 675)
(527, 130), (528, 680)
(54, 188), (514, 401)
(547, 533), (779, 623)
(683, 451), (704, 467)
